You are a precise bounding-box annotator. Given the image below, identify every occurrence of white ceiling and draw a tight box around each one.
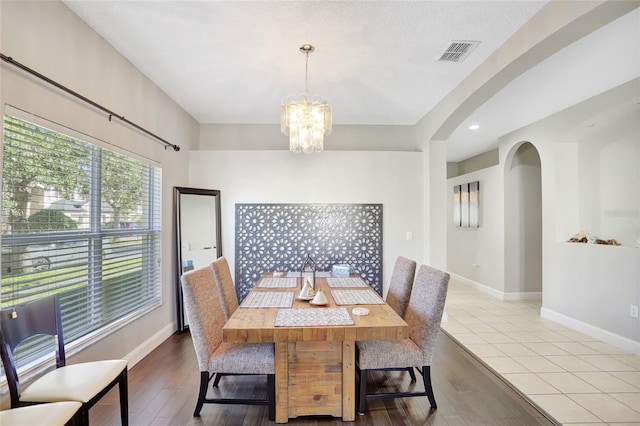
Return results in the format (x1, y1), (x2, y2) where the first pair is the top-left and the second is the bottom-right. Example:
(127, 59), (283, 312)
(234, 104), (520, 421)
(62, 1), (639, 161)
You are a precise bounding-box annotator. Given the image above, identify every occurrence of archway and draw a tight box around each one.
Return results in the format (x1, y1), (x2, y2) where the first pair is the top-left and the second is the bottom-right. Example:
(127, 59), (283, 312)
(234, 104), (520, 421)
(504, 142), (542, 298)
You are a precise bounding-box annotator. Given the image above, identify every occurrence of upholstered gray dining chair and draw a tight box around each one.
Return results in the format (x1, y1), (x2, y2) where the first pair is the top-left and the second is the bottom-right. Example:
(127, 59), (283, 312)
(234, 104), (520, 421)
(356, 264), (450, 415)
(209, 256), (244, 387)
(181, 265), (275, 420)
(386, 256), (417, 318)
(210, 256), (239, 321)
(385, 256), (418, 381)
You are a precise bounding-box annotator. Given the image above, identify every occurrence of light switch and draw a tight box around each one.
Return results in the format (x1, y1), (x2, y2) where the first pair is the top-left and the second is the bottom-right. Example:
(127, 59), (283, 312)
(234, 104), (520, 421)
(406, 231), (413, 240)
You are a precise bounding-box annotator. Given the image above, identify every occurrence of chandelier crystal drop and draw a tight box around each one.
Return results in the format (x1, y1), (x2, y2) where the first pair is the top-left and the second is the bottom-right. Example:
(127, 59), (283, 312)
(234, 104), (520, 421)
(281, 44), (332, 154)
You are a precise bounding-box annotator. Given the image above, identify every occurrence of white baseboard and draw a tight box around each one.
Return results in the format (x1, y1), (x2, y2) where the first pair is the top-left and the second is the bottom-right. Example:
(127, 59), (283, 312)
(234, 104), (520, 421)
(541, 307), (640, 355)
(447, 272), (639, 355)
(503, 291), (542, 301)
(124, 322), (176, 368)
(449, 272), (542, 301)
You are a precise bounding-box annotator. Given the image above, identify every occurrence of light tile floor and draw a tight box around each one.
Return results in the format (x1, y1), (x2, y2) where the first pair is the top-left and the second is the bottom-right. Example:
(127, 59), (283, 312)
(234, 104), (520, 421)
(441, 278), (640, 425)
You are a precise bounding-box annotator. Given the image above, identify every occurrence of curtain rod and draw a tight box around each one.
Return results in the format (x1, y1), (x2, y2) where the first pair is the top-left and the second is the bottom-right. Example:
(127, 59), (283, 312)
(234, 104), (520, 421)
(1, 53), (180, 151)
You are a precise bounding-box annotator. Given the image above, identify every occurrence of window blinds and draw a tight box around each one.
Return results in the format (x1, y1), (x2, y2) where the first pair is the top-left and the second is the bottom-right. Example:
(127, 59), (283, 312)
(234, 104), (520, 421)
(1, 115), (162, 367)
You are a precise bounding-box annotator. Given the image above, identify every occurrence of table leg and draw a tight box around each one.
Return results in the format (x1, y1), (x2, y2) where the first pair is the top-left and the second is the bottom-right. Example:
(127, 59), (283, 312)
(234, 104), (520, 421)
(275, 342), (289, 423)
(342, 340), (355, 421)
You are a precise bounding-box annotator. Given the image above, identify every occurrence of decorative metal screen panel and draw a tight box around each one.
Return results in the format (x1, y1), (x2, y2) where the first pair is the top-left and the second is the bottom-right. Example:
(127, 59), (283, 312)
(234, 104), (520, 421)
(235, 204), (383, 301)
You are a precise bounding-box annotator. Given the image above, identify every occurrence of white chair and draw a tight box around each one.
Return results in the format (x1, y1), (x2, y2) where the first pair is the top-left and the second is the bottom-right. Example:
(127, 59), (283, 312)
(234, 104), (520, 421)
(0, 402), (82, 426)
(356, 264), (450, 415)
(181, 265), (275, 420)
(0, 295), (128, 426)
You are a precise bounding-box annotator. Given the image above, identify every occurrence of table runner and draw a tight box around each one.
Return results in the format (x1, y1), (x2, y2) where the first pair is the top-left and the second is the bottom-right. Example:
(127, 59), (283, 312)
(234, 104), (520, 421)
(274, 307), (354, 327)
(240, 291), (294, 308)
(326, 277), (369, 288)
(258, 277), (298, 288)
(331, 289), (385, 305)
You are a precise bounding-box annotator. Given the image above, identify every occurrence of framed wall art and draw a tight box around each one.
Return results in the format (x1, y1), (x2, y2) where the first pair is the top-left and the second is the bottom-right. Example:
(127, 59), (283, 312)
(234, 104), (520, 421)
(453, 181), (479, 228)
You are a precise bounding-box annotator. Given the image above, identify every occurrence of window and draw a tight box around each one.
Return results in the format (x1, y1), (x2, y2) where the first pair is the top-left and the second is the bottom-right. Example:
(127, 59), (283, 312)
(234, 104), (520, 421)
(1, 114), (162, 367)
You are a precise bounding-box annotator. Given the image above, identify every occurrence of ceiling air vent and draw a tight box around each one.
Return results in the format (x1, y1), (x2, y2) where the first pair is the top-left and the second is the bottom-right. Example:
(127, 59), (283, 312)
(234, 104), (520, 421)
(438, 40), (480, 62)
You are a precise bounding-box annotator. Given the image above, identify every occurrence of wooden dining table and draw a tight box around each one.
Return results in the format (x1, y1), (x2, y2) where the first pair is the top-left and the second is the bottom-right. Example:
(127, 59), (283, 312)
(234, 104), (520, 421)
(223, 273), (409, 423)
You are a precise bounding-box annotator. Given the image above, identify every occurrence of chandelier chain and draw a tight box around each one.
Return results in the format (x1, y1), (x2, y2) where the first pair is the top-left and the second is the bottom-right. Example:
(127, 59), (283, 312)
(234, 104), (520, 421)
(304, 51), (309, 94)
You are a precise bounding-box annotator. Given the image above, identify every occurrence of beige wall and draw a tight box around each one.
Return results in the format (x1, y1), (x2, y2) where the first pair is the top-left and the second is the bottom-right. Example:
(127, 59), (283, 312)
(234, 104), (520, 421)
(199, 123), (418, 151)
(447, 80), (639, 351)
(502, 80), (639, 350)
(0, 0), (198, 367)
(447, 165), (505, 295)
(187, 149), (425, 296)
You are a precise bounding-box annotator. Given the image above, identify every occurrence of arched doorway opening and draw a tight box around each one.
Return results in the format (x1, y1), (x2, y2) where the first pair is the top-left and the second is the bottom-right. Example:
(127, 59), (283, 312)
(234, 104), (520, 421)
(504, 142), (542, 298)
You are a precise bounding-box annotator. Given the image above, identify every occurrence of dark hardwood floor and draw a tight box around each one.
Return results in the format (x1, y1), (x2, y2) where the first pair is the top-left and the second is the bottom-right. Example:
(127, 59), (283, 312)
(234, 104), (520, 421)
(90, 331), (554, 425)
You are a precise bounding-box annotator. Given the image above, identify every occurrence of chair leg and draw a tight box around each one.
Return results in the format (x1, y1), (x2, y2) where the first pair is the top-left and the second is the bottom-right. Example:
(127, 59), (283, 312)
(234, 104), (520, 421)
(422, 366), (437, 409)
(80, 405), (90, 426)
(65, 408), (82, 426)
(194, 371), (211, 417)
(212, 373), (221, 387)
(358, 369), (368, 415)
(406, 366), (416, 382)
(119, 368), (129, 425)
(213, 372), (245, 387)
(267, 374), (275, 421)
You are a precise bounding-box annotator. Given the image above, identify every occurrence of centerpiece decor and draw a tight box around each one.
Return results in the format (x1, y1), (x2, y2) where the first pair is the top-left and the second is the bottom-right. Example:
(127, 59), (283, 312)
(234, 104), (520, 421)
(300, 254), (316, 291)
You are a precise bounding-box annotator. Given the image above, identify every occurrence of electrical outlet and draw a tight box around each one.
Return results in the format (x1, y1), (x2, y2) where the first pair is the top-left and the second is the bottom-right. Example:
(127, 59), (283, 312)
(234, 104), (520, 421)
(631, 305), (639, 319)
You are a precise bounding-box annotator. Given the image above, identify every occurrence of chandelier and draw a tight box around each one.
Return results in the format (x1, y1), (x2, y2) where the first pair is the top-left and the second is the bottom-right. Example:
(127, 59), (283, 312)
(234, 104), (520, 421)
(280, 44), (332, 153)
